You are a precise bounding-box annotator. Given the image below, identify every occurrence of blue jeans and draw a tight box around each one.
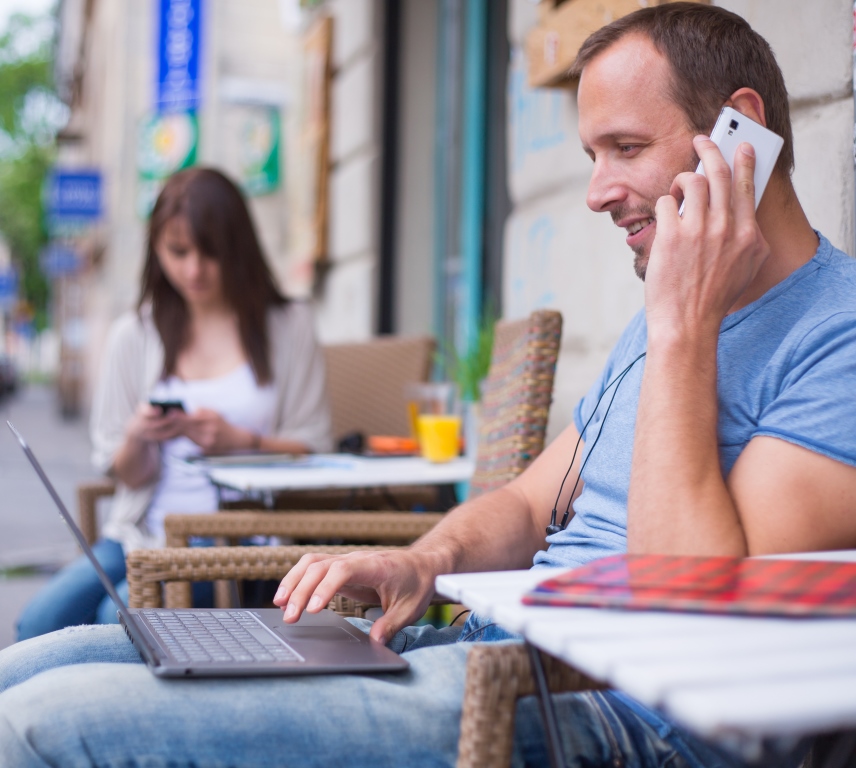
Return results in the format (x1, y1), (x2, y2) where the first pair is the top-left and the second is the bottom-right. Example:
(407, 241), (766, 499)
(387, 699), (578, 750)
(16, 539), (128, 640)
(0, 620), (808, 767)
(17, 540), (216, 641)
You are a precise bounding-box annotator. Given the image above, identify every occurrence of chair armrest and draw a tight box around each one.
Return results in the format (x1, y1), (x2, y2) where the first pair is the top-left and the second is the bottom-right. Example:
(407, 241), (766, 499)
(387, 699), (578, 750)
(457, 644), (605, 768)
(163, 511), (445, 547)
(76, 479), (116, 546)
(125, 544), (388, 610)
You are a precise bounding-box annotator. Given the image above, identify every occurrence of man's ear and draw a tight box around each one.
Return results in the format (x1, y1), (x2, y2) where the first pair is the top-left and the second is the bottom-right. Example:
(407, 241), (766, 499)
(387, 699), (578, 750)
(724, 88), (767, 127)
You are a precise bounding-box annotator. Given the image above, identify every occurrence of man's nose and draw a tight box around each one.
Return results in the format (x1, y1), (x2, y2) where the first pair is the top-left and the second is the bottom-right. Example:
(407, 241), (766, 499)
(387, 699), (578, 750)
(586, 160), (626, 213)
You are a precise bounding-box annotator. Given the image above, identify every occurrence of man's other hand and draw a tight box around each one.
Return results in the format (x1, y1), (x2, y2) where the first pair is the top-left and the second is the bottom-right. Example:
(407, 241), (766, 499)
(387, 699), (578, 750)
(273, 550), (444, 646)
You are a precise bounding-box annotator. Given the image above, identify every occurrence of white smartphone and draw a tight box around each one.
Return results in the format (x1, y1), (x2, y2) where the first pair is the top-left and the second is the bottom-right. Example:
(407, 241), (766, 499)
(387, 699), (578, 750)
(678, 105), (784, 214)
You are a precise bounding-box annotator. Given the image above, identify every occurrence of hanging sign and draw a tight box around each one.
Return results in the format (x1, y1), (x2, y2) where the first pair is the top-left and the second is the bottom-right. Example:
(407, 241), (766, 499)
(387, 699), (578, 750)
(240, 108), (280, 197)
(157, 0), (203, 113)
(137, 111), (199, 217)
(45, 170), (102, 233)
(0, 269), (17, 306)
(40, 243), (82, 277)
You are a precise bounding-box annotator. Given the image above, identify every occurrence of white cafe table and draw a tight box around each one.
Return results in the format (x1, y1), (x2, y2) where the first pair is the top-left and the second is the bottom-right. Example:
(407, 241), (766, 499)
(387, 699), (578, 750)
(436, 550), (856, 757)
(190, 454), (475, 506)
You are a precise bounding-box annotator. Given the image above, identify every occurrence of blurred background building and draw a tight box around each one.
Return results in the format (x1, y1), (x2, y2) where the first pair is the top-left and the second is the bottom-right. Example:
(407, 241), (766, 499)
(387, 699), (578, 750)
(5, 0), (856, 439)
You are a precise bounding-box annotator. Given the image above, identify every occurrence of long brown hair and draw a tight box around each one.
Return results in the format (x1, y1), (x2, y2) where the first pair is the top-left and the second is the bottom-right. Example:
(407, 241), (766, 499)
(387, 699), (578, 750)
(138, 167), (287, 384)
(570, 2), (794, 177)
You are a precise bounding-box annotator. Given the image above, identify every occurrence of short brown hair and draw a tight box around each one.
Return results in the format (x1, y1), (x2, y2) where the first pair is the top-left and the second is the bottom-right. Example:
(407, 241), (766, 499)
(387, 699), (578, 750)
(139, 167), (287, 384)
(571, 2), (793, 177)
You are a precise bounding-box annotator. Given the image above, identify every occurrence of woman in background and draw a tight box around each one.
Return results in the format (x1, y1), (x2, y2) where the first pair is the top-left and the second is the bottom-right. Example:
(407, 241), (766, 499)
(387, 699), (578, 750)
(17, 167), (332, 640)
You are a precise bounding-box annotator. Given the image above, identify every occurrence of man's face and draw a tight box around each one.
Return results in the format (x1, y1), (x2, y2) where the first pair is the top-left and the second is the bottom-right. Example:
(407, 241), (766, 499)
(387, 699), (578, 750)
(578, 34), (699, 279)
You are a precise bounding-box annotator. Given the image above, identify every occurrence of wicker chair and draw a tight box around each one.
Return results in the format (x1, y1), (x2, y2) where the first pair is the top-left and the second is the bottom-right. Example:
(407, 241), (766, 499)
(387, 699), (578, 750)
(141, 310), (562, 588)
(123, 309), (561, 608)
(75, 334), (437, 545)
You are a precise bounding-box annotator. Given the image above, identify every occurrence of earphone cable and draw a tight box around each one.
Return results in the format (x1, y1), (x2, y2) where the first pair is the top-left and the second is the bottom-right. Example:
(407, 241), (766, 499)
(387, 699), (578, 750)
(550, 351), (647, 533)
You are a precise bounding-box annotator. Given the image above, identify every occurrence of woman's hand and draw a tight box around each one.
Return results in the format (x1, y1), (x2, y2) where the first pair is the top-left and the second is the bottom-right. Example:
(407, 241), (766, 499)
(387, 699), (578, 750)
(125, 402), (187, 445)
(112, 403), (184, 488)
(182, 408), (256, 454)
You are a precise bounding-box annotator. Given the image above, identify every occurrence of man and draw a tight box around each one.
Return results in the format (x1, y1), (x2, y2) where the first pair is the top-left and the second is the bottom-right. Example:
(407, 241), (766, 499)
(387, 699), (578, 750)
(1, 4), (855, 766)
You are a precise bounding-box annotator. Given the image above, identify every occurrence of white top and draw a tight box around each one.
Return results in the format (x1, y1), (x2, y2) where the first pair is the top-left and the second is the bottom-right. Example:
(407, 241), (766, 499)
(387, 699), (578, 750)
(145, 363), (277, 543)
(89, 302), (333, 551)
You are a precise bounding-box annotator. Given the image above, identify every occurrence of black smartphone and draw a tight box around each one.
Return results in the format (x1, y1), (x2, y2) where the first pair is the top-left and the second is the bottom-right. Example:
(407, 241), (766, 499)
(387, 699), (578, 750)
(149, 399), (186, 414)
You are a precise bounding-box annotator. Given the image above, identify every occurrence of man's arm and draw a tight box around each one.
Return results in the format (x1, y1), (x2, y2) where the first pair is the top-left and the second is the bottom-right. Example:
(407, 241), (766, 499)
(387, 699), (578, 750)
(628, 136), (856, 557)
(273, 422), (586, 644)
(627, 136), (766, 555)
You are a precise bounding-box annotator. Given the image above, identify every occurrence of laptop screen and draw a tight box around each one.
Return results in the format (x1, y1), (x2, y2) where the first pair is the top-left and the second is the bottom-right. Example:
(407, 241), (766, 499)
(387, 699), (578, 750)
(7, 421), (158, 665)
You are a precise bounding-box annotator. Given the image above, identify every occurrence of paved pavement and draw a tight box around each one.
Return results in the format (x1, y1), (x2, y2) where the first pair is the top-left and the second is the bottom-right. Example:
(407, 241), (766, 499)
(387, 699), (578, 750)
(0, 383), (101, 649)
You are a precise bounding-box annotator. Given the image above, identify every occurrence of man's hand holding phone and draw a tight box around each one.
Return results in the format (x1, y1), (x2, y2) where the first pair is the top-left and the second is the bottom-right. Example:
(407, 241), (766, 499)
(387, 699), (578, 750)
(645, 134), (770, 341)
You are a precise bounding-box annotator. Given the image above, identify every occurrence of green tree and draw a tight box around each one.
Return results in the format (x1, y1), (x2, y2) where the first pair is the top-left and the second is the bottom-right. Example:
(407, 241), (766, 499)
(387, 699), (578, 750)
(0, 11), (62, 330)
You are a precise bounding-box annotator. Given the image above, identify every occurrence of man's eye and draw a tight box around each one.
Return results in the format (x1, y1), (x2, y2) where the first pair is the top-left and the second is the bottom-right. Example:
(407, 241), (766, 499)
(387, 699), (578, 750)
(618, 145), (638, 155)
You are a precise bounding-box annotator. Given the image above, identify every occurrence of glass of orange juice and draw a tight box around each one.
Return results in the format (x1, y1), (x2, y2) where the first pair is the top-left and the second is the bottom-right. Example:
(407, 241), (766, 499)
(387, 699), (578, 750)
(405, 383), (461, 462)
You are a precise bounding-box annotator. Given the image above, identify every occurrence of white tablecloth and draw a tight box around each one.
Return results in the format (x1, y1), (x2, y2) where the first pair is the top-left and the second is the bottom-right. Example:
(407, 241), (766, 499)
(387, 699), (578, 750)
(199, 454), (475, 493)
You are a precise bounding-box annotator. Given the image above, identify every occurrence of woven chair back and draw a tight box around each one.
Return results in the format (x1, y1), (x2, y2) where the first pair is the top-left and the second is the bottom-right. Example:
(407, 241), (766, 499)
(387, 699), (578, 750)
(323, 335), (435, 443)
(467, 310), (562, 499)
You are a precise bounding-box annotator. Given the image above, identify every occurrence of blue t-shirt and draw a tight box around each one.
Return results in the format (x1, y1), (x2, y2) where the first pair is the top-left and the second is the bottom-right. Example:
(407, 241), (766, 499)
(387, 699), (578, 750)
(533, 232), (856, 571)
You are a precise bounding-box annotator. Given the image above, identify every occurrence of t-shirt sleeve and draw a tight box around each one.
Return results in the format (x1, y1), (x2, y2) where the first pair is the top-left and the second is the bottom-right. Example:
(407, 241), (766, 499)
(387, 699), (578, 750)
(754, 311), (856, 467)
(574, 310), (646, 435)
(574, 362), (612, 435)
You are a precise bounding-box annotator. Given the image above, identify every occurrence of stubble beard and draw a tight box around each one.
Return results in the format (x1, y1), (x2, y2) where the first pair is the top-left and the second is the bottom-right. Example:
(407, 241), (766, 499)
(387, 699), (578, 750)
(622, 149), (699, 282)
(611, 203), (656, 281)
(632, 239), (650, 281)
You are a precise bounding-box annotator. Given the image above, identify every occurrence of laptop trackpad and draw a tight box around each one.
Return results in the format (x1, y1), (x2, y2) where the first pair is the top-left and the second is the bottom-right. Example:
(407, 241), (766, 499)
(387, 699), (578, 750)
(279, 627), (359, 643)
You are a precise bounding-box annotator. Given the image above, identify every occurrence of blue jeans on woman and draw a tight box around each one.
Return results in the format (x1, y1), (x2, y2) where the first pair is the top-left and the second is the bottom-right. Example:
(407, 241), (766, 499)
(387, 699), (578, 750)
(16, 539), (214, 641)
(0, 618), (808, 767)
(16, 539), (128, 640)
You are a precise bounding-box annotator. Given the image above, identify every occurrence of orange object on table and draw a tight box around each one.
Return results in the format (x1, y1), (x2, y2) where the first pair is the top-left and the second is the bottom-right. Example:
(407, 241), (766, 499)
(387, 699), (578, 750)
(367, 435), (419, 455)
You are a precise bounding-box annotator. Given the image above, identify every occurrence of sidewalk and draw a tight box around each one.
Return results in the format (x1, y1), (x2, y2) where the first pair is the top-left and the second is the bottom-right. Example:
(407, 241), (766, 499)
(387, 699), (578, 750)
(0, 383), (100, 649)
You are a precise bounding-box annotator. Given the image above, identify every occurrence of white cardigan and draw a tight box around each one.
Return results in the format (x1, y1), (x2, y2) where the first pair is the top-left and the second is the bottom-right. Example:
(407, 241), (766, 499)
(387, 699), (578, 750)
(89, 302), (333, 552)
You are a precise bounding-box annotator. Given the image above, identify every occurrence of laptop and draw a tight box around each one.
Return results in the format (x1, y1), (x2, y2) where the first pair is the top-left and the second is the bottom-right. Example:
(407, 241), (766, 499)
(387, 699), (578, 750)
(8, 421), (409, 678)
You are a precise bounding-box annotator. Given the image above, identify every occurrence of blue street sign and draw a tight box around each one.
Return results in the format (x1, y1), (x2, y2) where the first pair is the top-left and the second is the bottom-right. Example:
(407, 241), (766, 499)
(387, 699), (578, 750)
(46, 170), (102, 230)
(0, 269), (17, 308)
(40, 243), (81, 277)
(157, 0), (203, 113)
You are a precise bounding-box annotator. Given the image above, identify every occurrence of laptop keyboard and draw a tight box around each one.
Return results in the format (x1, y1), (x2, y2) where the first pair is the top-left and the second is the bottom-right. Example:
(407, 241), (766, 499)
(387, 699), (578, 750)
(143, 610), (303, 664)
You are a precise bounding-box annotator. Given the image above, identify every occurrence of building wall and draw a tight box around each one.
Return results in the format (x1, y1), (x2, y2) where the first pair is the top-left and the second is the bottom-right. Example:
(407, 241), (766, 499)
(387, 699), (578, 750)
(64, 0), (302, 402)
(504, 0), (855, 443)
(393, 0), (438, 339)
(314, 0), (383, 343)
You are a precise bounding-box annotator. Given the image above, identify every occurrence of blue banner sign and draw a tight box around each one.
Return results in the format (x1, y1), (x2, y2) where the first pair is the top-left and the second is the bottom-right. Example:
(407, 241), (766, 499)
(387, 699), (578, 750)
(40, 243), (82, 277)
(157, 0), (203, 113)
(46, 170), (102, 224)
(0, 269), (17, 308)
